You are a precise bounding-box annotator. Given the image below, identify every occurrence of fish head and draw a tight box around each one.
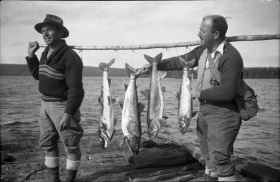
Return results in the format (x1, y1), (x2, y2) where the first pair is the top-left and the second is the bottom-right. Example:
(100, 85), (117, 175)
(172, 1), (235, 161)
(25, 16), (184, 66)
(125, 136), (140, 154)
(148, 118), (162, 138)
(98, 129), (109, 149)
(178, 116), (191, 135)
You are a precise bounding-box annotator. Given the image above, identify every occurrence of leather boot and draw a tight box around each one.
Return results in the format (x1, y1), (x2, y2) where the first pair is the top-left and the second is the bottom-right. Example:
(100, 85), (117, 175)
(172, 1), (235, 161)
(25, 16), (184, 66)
(47, 167), (60, 182)
(66, 159), (80, 182)
(45, 157), (60, 182)
(203, 167), (218, 181)
(66, 169), (78, 182)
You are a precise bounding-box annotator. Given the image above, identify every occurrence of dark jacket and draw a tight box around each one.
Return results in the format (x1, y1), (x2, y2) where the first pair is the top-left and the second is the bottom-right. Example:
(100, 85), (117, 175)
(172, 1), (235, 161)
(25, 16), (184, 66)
(157, 43), (244, 103)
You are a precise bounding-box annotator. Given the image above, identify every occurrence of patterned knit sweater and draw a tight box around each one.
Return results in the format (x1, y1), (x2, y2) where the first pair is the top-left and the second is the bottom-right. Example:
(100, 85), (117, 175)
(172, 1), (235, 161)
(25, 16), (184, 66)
(157, 42), (244, 103)
(26, 40), (84, 116)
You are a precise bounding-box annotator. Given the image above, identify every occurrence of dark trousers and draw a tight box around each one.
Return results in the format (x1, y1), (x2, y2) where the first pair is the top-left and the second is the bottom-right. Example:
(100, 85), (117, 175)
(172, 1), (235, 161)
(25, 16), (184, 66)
(196, 102), (242, 177)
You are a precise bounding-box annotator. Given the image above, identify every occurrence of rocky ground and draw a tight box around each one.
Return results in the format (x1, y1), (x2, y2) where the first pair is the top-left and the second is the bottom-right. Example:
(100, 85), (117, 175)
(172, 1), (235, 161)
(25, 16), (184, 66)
(1, 127), (208, 182)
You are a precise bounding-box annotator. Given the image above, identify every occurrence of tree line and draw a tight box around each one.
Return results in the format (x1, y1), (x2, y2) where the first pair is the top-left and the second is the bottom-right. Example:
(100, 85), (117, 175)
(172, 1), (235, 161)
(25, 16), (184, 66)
(144, 67), (279, 79)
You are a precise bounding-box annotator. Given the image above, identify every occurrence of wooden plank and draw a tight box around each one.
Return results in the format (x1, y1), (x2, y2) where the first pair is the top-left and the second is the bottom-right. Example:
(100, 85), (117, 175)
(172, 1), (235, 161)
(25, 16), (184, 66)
(39, 34), (280, 50)
(231, 156), (280, 182)
(132, 169), (202, 182)
(156, 133), (280, 182)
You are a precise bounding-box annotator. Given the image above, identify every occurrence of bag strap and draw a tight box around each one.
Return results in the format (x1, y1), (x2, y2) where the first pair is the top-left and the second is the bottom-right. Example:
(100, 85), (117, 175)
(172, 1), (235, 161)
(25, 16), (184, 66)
(207, 51), (222, 83)
(208, 51), (247, 97)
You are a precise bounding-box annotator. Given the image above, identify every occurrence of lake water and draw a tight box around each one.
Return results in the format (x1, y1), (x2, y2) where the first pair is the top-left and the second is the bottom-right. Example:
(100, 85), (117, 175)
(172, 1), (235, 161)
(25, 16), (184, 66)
(0, 76), (279, 170)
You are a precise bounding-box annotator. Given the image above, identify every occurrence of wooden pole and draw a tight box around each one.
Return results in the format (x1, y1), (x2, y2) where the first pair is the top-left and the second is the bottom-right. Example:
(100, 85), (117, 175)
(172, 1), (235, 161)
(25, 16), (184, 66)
(39, 34), (280, 50)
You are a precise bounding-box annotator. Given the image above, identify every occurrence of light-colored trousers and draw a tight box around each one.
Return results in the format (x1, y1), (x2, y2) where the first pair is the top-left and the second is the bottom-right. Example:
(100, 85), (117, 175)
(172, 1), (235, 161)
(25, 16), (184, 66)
(38, 101), (84, 161)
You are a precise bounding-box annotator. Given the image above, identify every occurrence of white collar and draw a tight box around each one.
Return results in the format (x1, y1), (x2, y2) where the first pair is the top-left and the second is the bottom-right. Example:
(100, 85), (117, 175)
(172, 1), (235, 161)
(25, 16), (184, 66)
(211, 39), (226, 58)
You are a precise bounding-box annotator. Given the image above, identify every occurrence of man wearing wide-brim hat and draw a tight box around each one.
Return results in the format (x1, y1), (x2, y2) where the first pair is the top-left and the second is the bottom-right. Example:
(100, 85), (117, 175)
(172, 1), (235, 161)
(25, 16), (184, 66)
(26, 14), (84, 182)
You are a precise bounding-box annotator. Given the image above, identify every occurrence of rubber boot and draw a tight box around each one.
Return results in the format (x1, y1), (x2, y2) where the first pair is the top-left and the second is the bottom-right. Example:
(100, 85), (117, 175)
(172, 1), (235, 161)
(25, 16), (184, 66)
(66, 159), (80, 182)
(45, 157), (60, 182)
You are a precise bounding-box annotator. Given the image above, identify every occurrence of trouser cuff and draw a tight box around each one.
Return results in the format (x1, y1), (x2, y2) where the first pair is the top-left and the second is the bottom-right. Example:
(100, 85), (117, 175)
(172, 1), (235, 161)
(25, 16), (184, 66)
(45, 156), (59, 168)
(66, 159), (81, 170)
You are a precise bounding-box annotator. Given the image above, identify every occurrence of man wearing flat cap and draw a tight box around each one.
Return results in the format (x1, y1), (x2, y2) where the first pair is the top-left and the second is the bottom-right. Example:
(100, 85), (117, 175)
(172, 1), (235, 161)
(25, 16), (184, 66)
(26, 14), (84, 182)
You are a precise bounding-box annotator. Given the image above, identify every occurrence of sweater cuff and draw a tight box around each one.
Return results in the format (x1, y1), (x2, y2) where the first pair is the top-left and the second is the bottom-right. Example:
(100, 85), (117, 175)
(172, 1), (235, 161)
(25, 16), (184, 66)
(25, 55), (38, 63)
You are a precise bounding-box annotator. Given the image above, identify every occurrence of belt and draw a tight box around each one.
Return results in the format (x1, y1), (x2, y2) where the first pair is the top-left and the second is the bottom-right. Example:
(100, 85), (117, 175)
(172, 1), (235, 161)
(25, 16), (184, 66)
(42, 95), (67, 102)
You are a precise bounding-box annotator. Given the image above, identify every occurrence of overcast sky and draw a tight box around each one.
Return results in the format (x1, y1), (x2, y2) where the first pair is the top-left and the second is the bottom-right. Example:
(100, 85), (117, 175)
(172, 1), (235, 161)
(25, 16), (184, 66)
(1, 0), (279, 69)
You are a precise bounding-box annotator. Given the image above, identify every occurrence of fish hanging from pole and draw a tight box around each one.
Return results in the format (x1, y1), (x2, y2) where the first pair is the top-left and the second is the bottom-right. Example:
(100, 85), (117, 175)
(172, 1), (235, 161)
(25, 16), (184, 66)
(175, 57), (197, 134)
(140, 53), (168, 139)
(119, 63), (145, 154)
(98, 59), (118, 149)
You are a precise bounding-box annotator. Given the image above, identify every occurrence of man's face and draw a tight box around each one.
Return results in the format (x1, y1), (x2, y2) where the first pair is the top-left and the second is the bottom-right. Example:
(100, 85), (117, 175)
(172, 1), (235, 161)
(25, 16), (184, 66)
(41, 24), (62, 46)
(197, 19), (215, 49)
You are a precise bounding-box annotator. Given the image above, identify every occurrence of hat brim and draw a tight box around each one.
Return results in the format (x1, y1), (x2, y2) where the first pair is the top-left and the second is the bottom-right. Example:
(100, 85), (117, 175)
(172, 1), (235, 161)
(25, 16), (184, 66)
(35, 22), (69, 38)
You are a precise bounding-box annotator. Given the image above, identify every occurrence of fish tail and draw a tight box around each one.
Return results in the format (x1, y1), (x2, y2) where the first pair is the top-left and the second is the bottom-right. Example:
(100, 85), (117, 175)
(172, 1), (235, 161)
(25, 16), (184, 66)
(99, 58), (116, 71)
(125, 63), (137, 77)
(144, 53), (163, 65)
(178, 57), (195, 69)
(140, 89), (149, 99)
(125, 63), (145, 79)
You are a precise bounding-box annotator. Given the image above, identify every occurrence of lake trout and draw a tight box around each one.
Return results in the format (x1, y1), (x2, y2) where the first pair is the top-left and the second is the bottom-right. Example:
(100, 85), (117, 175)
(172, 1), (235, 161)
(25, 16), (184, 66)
(141, 53), (167, 139)
(119, 63), (145, 154)
(98, 59), (118, 149)
(175, 57), (196, 134)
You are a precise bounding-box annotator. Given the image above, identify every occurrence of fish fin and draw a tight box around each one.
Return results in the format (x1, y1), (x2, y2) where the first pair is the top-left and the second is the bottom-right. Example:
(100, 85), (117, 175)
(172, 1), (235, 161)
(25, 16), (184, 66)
(144, 53), (163, 65)
(125, 63), (137, 77)
(178, 57), (195, 69)
(158, 117), (167, 125)
(144, 54), (153, 64)
(108, 78), (111, 86)
(158, 71), (167, 79)
(101, 122), (107, 130)
(137, 102), (145, 113)
(108, 58), (116, 68)
(99, 58), (116, 71)
(140, 89), (149, 99)
(119, 100), (124, 109)
(99, 62), (107, 71)
(110, 129), (117, 141)
(100, 131), (110, 147)
(123, 83), (129, 91)
(192, 111), (198, 118)
(155, 52), (163, 62)
(175, 91), (180, 100)
(125, 63), (145, 79)
(161, 86), (166, 92)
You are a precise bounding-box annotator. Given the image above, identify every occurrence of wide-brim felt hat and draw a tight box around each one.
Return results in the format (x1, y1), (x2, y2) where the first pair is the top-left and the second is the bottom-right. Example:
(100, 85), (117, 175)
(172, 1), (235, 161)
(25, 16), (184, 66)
(35, 14), (69, 38)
